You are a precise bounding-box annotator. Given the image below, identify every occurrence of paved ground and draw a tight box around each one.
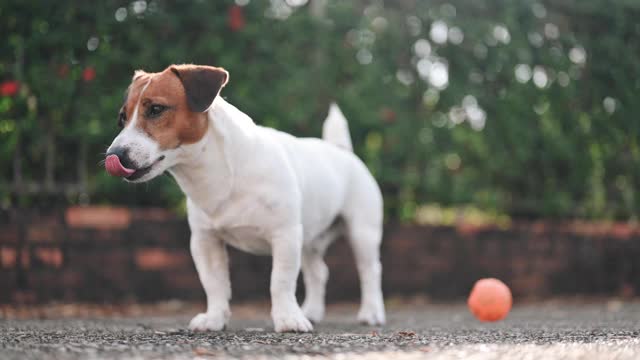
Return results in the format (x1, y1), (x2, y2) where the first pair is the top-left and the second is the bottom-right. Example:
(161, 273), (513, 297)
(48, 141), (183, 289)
(1, 300), (640, 359)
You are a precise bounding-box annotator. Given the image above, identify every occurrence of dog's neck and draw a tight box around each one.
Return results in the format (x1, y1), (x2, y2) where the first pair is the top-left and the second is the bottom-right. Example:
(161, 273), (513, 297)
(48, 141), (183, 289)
(169, 97), (256, 215)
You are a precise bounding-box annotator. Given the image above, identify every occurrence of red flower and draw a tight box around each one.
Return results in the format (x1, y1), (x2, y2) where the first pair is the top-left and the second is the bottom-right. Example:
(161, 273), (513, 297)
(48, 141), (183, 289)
(82, 67), (96, 82)
(380, 107), (396, 124)
(228, 5), (245, 32)
(57, 64), (70, 78)
(0, 81), (19, 97)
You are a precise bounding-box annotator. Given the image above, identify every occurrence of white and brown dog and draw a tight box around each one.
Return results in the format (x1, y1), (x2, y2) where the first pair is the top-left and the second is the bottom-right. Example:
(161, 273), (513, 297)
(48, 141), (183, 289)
(105, 64), (385, 332)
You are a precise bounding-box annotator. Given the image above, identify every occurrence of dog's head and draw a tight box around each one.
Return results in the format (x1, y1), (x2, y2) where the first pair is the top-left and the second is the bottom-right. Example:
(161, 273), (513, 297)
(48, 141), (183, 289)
(105, 64), (228, 182)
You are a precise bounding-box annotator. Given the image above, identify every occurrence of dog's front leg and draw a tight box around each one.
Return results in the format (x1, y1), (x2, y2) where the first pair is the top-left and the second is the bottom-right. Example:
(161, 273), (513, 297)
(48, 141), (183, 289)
(270, 225), (313, 332)
(188, 229), (231, 331)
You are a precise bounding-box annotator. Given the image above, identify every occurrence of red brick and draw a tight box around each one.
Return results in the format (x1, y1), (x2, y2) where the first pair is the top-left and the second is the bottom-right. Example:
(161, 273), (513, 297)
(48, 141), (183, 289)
(0, 270), (16, 303)
(33, 248), (63, 268)
(553, 240), (570, 257)
(66, 229), (128, 243)
(27, 226), (60, 243)
(65, 206), (131, 230)
(131, 208), (176, 222)
(535, 258), (565, 273)
(530, 221), (548, 234)
(164, 271), (201, 290)
(1, 247), (16, 268)
(569, 221), (612, 237)
(528, 236), (552, 254)
(28, 270), (84, 289)
(619, 283), (635, 298)
(0, 225), (19, 244)
(456, 223), (492, 237)
(511, 274), (546, 296)
(511, 256), (528, 275)
(20, 250), (30, 269)
(13, 290), (36, 305)
(135, 248), (191, 270)
(610, 224), (633, 239)
(416, 256), (451, 272)
(24, 215), (62, 243)
(65, 249), (132, 270)
(62, 270), (84, 288)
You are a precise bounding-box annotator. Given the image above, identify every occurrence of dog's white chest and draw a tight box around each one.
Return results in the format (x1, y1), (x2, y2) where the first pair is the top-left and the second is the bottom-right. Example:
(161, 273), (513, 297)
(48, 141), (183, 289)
(216, 226), (271, 255)
(186, 190), (280, 255)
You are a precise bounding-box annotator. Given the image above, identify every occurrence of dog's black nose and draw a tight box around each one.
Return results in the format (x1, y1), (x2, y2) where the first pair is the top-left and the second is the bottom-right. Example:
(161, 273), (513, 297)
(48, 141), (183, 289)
(106, 146), (136, 169)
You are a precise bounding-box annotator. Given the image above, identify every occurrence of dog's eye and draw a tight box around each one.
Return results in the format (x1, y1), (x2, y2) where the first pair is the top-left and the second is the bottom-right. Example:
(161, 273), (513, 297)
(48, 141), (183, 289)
(147, 104), (168, 118)
(118, 112), (126, 128)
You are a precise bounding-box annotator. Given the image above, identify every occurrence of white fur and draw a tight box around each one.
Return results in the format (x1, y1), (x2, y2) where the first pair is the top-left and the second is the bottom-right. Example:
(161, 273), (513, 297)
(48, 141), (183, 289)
(109, 96), (386, 332)
(322, 102), (353, 151)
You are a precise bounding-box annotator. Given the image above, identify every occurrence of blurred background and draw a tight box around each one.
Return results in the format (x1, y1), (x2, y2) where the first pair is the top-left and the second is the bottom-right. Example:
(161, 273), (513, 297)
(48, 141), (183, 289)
(1, 0), (639, 306)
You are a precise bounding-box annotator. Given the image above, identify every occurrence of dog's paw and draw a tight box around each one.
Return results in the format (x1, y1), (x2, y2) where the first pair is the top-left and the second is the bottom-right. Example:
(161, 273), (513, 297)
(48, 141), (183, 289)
(189, 312), (228, 332)
(302, 301), (325, 323)
(357, 303), (386, 326)
(273, 308), (313, 333)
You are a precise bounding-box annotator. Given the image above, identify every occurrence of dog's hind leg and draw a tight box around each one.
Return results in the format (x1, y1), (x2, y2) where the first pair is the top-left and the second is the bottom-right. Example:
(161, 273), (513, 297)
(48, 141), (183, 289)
(301, 222), (341, 323)
(301, 249), (329, 323)
(345, 218), (386, 325)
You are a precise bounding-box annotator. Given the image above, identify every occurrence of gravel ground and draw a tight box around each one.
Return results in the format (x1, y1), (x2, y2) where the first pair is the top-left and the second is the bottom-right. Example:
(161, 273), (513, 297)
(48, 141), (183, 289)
(1, 301), (640, 359)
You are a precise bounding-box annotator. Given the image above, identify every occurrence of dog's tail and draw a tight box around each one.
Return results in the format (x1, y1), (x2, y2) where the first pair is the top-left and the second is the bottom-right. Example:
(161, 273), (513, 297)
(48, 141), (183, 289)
(322, 102), (353, 152)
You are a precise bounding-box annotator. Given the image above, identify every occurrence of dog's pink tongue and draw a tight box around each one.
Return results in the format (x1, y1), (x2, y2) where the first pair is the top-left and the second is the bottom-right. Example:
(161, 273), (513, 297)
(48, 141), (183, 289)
(105, 154), (135, 177)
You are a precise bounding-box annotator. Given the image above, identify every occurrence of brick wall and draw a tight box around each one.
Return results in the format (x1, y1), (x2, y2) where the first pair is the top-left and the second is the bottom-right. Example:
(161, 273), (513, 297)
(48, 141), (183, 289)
(1, 207), (639, 304)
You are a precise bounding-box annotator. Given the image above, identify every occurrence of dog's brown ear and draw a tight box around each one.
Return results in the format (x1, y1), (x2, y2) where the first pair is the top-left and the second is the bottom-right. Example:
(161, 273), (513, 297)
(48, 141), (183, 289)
(170, 65), (229, 113)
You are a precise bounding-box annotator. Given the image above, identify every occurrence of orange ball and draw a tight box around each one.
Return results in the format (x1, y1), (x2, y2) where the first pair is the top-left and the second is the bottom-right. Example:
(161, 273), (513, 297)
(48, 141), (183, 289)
(467, 278), (512, 322)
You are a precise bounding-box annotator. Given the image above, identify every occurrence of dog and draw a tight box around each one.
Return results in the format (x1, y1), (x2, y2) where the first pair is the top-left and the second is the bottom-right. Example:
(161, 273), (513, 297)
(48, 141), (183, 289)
(105, 64), (385, 332)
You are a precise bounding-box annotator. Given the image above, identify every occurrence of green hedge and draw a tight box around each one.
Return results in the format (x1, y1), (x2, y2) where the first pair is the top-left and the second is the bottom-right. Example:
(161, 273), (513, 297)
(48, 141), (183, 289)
(1, 0), (639, 220)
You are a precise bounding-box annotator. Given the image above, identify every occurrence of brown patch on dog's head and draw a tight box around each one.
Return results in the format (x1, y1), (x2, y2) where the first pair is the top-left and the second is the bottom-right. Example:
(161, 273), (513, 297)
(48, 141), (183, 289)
(119, 64), (229, 150)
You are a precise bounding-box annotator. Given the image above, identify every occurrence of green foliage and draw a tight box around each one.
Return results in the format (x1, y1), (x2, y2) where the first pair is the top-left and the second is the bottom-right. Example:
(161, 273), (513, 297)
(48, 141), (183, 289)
(0, 0), (639, 220)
